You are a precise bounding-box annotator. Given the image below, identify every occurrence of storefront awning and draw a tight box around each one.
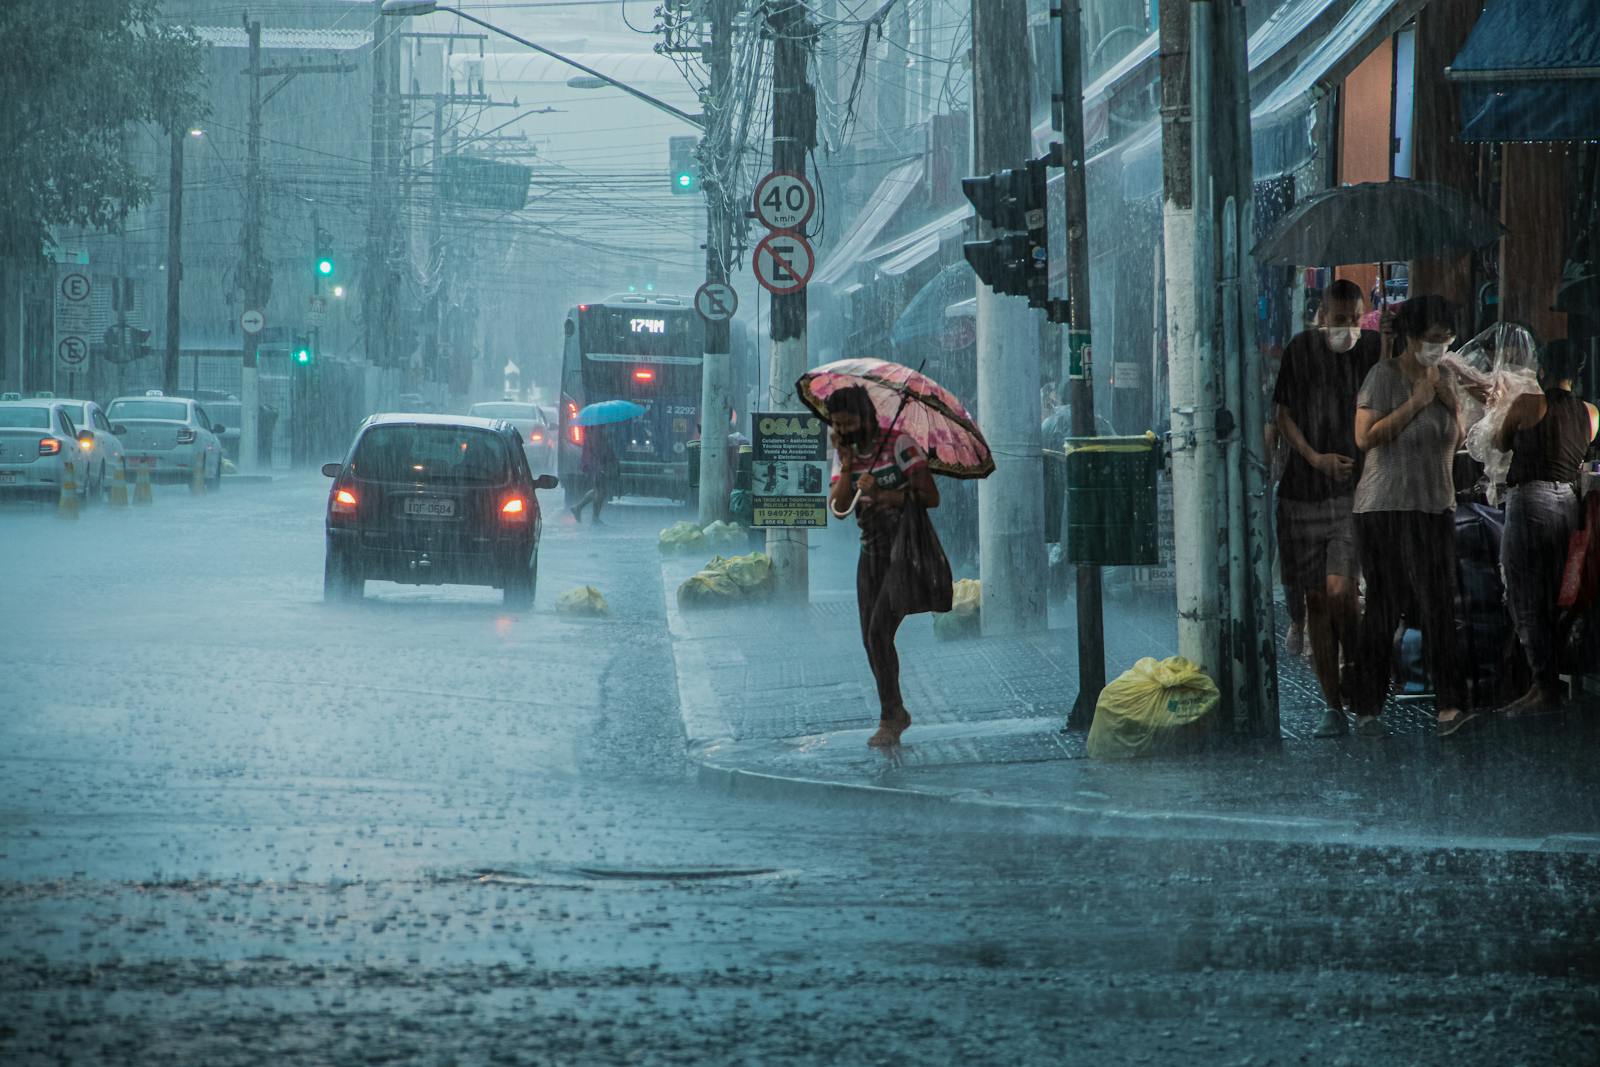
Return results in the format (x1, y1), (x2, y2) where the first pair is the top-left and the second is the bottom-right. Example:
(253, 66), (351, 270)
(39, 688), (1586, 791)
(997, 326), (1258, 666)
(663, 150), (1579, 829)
(868, 205), (970, 278)
(1447, 0), (1600, 142)
(812, 160), (924, 288)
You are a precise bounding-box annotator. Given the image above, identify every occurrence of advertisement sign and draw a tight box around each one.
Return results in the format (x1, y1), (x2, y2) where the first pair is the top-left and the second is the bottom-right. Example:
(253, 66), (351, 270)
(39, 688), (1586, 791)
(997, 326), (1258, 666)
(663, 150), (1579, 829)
(751, 411), (828, 528)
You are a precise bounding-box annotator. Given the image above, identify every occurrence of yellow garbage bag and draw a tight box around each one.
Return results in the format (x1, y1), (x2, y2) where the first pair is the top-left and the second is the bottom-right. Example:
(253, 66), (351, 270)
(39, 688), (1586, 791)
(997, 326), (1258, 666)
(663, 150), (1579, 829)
(702, 520), (746, 551)
(677, 569), (741, 610)
(659, 520), (706, 555)
(933, 578), (981, 641)
(555, 585), (609, 616)
(708, 552), (772, 595)
(1087, 656), (1219, 760)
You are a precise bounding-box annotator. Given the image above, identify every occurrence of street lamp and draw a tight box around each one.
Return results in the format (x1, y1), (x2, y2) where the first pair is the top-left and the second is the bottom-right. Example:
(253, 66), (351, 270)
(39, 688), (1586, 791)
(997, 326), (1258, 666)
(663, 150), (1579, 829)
(381, 0), (704, 130)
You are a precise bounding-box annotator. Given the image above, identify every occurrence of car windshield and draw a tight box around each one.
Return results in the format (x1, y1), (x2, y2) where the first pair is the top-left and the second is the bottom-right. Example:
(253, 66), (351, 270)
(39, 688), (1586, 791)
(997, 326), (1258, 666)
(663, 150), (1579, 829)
(352, 425), (510, 485)
(0, 407), (50, 428)
(109, 400), (188, 421)
(468, 403), (536, 421)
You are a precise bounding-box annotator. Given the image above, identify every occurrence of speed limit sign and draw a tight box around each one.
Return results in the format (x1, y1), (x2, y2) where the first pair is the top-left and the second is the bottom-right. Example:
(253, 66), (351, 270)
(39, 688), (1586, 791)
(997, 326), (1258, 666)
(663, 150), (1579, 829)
(753, 171), (815, 232)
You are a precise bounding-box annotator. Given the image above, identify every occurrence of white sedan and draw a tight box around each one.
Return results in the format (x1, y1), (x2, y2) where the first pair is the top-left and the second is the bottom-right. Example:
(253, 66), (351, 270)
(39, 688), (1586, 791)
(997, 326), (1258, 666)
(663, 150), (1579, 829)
(105, 393), (225, 487)
(54, 398), (128, 497)
(0, 399), (93, 501)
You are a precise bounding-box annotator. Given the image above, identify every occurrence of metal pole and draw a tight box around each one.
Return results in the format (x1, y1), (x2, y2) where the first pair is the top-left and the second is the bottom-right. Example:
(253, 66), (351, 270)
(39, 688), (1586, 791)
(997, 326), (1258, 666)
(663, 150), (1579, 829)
(764, 0), (815, 602)
(972, 0), (1047, 635)
(239, 15), (263, 473)
(366, 0), (392, 409)
(696, 0), (735, 526)
(164, 129), (183, 395)
(1057, 0), (1106, 728)
(428, 93), (445, 398)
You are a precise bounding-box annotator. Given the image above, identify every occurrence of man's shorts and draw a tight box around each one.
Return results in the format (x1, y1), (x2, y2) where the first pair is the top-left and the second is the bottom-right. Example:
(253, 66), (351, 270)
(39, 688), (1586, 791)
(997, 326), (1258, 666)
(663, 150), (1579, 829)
(1276, 493), (1359, 593)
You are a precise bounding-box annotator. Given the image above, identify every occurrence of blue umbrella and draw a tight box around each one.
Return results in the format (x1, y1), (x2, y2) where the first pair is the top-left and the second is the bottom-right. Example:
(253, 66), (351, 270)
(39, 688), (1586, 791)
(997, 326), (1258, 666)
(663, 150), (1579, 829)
(572, 399), (647, 427)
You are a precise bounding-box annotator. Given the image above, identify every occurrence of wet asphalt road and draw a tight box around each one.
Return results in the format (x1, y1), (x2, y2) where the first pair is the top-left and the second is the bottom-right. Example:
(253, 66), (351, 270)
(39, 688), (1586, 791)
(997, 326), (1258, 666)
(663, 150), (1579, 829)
(2, 477), (1598, 1066)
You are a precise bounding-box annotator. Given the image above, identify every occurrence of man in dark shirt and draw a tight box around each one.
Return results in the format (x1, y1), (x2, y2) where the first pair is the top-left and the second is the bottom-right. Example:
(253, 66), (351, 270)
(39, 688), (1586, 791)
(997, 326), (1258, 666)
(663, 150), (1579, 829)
(1273, 279), (1381, 737)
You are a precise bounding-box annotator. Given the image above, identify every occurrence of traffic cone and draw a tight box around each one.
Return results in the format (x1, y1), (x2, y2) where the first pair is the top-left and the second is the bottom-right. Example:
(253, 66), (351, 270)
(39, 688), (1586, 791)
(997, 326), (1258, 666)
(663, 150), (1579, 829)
(58, 460), (80, 521)
(107, 460), (129, 508)
(190, 453), (206, 496)
(133, 459), (153, 506)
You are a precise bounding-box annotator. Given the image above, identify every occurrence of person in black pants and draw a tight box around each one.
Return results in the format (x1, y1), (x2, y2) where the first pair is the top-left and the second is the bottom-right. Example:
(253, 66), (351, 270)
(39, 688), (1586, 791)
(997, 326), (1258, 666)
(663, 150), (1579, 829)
(570, 426), (617, 524)
(1495, 339), (1600, 714)
(826, 386), (941, 748)
(1351, 296), (1471, 736)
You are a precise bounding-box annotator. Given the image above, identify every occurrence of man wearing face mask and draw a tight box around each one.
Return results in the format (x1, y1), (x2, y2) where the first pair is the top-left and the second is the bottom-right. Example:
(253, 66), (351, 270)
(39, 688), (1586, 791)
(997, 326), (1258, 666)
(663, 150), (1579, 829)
(1272, 279), (1381, 737)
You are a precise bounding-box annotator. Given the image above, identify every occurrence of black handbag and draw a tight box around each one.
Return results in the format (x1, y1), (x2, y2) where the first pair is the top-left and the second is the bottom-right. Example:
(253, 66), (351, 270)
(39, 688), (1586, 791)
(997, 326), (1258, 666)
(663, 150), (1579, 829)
(887, 500), (954, 616)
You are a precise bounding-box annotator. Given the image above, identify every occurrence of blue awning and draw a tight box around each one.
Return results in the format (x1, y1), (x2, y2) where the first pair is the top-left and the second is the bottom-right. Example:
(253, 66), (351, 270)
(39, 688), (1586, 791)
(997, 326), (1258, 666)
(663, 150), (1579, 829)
(1446, 0), (1600, 142)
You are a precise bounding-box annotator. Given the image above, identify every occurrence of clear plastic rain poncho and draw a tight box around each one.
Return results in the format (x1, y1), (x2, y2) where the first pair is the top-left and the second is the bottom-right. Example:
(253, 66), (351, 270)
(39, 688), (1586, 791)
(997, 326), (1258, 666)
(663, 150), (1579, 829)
(1441, 321), (1543, 504)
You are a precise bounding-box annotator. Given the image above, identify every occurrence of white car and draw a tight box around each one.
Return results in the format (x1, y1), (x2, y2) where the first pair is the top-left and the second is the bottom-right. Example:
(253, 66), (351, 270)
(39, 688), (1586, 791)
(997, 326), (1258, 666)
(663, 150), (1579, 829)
(0, 399), (93, 501)
(105, 393), (224, 487)
(54, 399), (128, 497)
(467, 401), (556, 475)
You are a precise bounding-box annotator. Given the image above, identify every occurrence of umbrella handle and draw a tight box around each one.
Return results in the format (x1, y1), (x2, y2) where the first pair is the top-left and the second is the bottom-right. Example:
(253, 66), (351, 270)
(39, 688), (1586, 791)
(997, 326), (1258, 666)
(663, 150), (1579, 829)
(830, 488), (861, 519)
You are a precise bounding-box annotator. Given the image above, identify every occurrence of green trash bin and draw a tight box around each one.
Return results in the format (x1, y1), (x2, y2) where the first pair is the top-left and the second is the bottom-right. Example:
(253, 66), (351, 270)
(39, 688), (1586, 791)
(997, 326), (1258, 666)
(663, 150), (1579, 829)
(686, 439), (701, 490)
(1063, 432), (1161, 566)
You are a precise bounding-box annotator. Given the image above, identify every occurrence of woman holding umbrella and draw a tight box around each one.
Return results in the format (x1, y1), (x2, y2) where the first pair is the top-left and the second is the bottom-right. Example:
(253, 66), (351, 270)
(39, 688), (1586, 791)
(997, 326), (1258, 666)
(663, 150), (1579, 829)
(568, 399), (642, 525)
(801, 358), (993, 748)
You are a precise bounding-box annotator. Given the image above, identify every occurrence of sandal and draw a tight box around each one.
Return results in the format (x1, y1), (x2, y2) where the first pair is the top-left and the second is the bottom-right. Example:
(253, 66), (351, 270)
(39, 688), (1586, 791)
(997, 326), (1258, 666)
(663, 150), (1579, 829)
(1436, 709), (1479, 737)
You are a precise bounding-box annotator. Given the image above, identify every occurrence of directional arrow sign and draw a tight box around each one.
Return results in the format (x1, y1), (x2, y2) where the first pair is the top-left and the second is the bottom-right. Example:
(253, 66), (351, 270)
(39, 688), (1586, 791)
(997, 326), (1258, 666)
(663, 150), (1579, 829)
(694, 281), (738, 323)
(753, 231), (814, 296)
(240, 308), (266, 335)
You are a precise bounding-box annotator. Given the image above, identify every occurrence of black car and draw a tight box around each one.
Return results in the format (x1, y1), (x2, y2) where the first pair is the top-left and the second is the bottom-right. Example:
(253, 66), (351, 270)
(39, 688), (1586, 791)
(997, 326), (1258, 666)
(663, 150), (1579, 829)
(322, 414), (558, 607)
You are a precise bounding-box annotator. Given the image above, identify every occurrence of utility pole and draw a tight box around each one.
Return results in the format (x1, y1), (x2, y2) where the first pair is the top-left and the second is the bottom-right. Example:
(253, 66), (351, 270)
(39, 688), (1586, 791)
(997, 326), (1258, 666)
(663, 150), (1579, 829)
(239, 13), (265, 474)
(1054, 0), (1105, 729)
(366, 0), (398, 411)
(428, 92), (446, 399)
(163, 128), (184, 395)
(972, 0), (1047, 635)
(696, 0), (735, 526)
(1157, 0), (1219, 676)
(1193, 0), (1277, 735)
(764, 0), (816, 601)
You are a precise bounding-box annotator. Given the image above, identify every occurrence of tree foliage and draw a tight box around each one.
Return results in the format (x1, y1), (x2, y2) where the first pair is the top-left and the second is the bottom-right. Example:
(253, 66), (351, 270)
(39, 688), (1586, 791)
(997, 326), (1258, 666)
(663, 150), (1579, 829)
(0, 0), (208, 261)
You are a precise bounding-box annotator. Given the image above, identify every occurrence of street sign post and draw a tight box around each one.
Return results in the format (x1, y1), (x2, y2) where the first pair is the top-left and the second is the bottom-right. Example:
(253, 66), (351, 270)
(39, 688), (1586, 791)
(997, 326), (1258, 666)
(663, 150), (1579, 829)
(307, 297), (327, 328)
(750, 411), (828, 528)
(240, 308), (266, 335)
(753, 170), (816, 232)
(693, 281), (738, 323)
(752, 231), (815, 295)
(53, 268), (92, 376)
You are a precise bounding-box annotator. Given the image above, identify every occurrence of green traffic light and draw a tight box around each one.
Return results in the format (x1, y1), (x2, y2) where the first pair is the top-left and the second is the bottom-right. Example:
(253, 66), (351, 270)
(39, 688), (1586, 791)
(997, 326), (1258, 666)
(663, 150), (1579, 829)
(676, 173), (693, 189)
(317, 258), (334, 276)
(295, 348), (311, 364)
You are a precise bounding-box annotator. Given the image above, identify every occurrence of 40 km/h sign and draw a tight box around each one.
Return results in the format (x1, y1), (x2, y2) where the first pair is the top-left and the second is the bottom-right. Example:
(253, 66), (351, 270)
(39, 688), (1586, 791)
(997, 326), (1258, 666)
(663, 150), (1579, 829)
(752, 231), (815, 295)
(753, 171), (815, 232)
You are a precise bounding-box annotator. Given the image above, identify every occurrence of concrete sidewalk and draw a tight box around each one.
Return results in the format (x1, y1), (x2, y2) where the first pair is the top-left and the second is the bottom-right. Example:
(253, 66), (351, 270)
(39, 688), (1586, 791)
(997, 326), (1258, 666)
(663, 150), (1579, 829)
(662, 529), (1600, 855)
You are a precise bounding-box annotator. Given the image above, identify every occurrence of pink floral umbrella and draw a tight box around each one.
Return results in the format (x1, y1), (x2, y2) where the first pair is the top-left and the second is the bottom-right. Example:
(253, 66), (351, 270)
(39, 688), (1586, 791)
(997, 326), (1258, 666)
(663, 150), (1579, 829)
(797, 357), (995, 479)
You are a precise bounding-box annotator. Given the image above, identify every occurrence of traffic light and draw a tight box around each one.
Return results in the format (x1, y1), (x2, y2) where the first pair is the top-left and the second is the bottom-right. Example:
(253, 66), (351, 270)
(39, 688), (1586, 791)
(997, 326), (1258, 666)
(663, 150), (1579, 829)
(961, 156), (1048, 308)
(314, 228), (335, 279)
(293, 335), (313, 366)
(668, 136), (699, 195)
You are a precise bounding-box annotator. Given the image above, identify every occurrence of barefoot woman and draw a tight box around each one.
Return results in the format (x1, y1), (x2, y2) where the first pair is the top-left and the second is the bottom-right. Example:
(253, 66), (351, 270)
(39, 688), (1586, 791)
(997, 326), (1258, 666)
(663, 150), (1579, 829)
(826, 386), (941, 747)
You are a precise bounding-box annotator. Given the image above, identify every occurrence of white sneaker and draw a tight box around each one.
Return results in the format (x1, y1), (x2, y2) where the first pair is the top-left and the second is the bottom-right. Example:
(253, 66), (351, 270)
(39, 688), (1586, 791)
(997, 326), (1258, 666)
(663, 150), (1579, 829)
(1286, 621), (1306, 657)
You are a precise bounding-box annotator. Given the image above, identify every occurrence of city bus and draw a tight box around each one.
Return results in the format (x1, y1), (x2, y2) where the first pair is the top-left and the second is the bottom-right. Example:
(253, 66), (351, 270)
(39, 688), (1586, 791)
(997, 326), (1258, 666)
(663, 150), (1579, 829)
(558, 293), (756, 505)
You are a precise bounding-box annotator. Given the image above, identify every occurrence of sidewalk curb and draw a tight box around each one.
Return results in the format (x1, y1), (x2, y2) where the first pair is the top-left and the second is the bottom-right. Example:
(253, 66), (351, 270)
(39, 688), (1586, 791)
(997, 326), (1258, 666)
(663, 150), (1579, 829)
(662, 559), (1600, 858)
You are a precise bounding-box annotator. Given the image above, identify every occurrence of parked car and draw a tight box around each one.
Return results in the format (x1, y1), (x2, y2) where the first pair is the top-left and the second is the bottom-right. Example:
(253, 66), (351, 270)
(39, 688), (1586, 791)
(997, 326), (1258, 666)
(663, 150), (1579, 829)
(54, 399), (128, 496)
(105, 392), (224, 487)
(0, 399), (93, 501)
(321, 414), (559, 607)
(466, 401), (557, 475)
(174, 389), (242, 462)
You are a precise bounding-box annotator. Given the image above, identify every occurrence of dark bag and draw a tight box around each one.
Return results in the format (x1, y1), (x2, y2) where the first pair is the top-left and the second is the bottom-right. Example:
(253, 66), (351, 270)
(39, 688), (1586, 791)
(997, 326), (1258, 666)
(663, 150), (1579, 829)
(887, 500), (954, 616)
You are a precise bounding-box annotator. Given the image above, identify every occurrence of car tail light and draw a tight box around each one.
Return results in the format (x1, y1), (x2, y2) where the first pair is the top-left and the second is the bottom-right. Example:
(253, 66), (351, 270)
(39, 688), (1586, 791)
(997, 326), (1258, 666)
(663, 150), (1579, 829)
(39, 438), (61, 456)
(501, 496), (528, 520)
(568, 424), (583, 445)
(331, 486), (358, 517)
(177, 428), (197, 444)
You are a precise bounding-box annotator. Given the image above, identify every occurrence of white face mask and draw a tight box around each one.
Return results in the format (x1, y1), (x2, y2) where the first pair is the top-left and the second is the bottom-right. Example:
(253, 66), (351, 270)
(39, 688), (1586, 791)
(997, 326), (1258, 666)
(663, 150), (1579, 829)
(1416, 340), (1451, 366)
(1322, 327), (1360, 353)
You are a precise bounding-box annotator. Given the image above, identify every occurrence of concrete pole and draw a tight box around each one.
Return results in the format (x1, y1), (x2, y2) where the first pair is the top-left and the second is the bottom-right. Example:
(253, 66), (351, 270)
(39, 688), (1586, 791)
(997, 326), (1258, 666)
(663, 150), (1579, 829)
(239, 15), (263, 474)
(163, 129), (183, 396)
(696, 0), (735, 527)
(1158, 0), (1219, 675)
(972, 0), (1047, 635)
(365, 0), (392, 400)
(764, 0), (815, 602)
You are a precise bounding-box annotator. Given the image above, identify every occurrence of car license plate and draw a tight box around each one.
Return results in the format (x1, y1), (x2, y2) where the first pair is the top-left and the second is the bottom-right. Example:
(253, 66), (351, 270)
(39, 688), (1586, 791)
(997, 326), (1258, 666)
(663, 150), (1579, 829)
(404, 496), (456, 518)
(0, 471), (15, 484)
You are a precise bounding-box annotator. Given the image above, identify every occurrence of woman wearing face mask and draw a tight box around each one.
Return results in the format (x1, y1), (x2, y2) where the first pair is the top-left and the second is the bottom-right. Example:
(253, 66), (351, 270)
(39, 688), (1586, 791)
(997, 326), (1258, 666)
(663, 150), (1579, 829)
(1350, 295), (1472, 736)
